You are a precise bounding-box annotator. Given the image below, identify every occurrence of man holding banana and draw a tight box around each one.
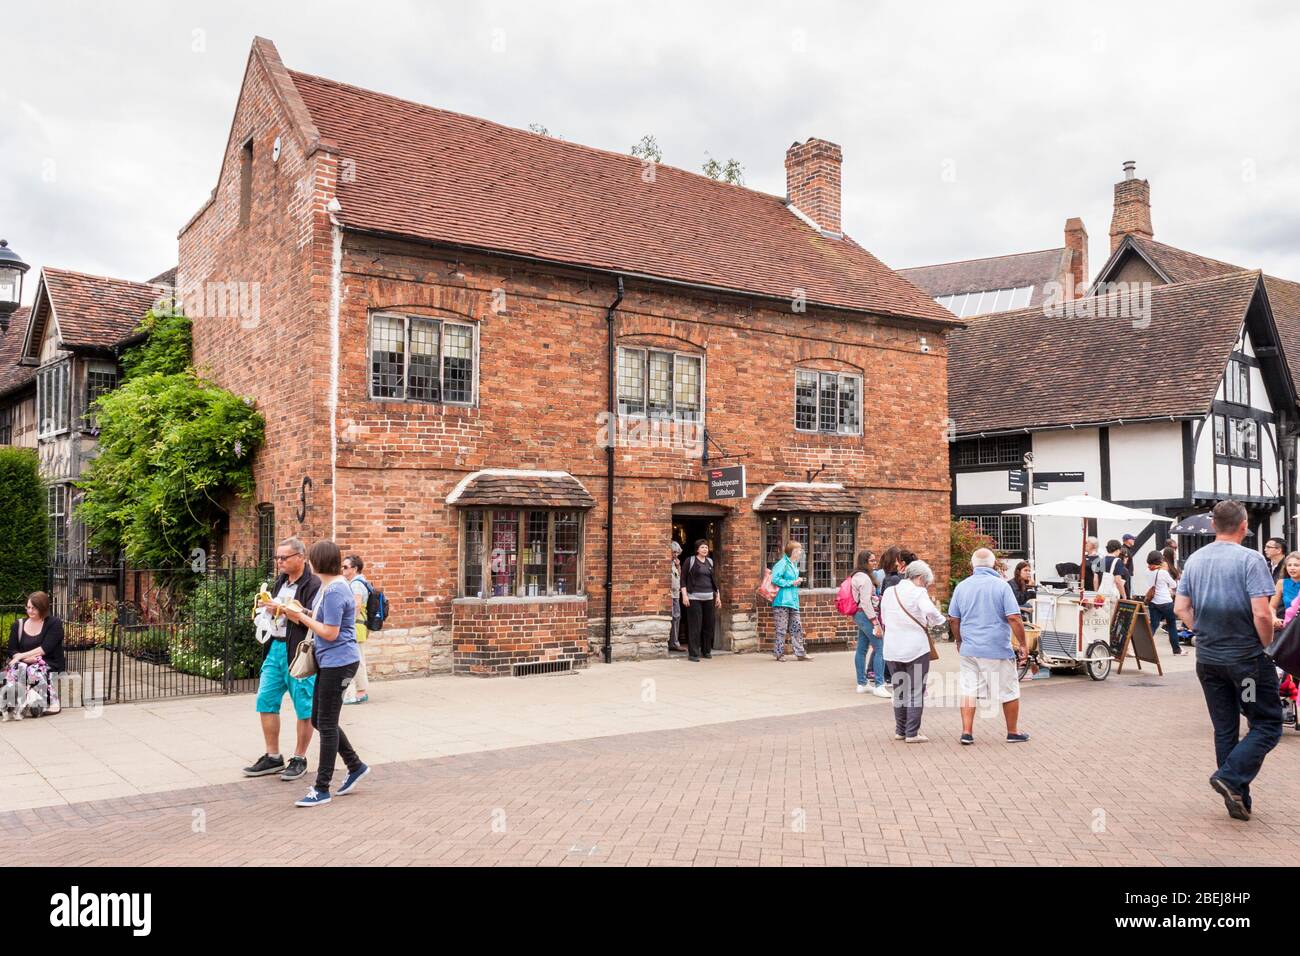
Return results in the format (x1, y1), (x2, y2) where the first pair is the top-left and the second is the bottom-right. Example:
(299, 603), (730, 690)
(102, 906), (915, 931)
(243, 537), (322, 782)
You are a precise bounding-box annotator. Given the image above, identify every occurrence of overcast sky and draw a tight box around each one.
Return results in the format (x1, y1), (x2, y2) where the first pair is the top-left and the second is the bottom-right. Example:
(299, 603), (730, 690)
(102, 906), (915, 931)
(6, 0), (1299, 301)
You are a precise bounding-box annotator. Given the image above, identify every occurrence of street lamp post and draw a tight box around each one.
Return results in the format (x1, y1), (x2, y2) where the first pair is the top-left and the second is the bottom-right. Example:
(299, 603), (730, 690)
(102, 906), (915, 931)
(0, 240), (31, 334)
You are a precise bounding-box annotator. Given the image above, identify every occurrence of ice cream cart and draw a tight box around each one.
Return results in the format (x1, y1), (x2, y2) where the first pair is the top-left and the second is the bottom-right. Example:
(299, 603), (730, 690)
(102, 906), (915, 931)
(1002, 494), (1175, 680)
(1019, 591), (1115, 680)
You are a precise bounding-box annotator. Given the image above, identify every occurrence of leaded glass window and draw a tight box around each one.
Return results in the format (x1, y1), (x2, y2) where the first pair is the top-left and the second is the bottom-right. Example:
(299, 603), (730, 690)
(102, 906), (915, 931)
(370, 313), (475, 405)
(462, 509), (584, 598)
(795, 369), (862, 435)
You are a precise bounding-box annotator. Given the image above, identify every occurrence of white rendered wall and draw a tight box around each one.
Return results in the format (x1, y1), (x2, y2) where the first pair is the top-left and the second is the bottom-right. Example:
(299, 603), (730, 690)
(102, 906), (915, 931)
(954, 470), (1023, 507)
(1108, 422), (1183, 501)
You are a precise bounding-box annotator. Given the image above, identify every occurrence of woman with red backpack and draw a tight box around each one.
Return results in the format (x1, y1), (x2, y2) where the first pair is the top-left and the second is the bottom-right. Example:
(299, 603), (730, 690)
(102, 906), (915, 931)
(769, 540), (811, 661)
(848, 551), (889, 697)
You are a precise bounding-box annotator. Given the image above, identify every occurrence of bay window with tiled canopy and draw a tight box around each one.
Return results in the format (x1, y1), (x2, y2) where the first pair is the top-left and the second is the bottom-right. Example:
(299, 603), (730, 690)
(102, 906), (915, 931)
(449, 470), (594, 599)
(753, 482), (862, 588)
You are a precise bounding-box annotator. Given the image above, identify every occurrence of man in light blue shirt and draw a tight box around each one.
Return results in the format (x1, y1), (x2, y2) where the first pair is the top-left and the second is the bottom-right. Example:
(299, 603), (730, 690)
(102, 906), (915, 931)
(947, 548), (1029, 745)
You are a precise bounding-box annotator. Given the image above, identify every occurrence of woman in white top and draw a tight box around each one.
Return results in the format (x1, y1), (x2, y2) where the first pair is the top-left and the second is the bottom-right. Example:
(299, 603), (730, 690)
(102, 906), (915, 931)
(1143, 549), (1182, 656)
(880, 560), (946, 742)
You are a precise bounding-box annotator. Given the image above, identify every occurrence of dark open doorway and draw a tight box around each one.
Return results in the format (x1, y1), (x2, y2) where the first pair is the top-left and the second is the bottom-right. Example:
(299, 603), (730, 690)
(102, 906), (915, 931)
(672, 508), (726, 650)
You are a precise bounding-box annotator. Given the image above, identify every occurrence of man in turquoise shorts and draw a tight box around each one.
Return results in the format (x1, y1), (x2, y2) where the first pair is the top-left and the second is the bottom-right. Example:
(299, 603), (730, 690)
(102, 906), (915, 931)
(243, 537), (321, 781)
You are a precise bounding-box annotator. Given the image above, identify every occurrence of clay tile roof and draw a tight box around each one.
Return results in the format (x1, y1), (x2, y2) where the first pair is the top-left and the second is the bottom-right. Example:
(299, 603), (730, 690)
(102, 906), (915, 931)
(751, 482), (860, 513)
(949, 270), (1263, 436)
(1130, 237), (1243, 283)
(0, 308), (35, 398)
(446, 470), (595, 510)
(899, 248), (1069, 309)
(1114, 238), (1300, 393)
(285, 69), (956, 327)
(39, 267), (172, 350)
(1264, 274), (1300, 393)
(148, 266), (178, 287)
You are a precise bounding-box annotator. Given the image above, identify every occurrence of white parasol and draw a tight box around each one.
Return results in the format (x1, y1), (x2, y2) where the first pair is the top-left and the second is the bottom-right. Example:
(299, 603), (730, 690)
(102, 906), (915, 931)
(1004, 495), (1175, 523)
(1002, 495), (1172, 589)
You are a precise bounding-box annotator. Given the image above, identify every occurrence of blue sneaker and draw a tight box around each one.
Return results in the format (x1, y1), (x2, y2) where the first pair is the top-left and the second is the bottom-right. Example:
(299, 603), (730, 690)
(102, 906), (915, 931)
(1006, 732), (1030, 743)
(295, 789), (332, 807)
(337, 763), (370, 796)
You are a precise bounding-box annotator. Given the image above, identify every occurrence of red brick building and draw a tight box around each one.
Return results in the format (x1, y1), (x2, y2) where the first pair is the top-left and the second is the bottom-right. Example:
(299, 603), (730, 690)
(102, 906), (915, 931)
(178, 37), (958, 677)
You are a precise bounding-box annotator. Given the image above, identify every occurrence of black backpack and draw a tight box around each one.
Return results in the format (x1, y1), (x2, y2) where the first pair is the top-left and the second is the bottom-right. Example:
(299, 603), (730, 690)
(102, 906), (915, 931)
(360, 579), (388, 631)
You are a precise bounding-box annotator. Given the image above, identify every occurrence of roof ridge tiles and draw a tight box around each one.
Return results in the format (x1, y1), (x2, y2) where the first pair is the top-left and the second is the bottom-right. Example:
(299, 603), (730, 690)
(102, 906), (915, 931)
(285, 68), (787, 203)
(899, 246), (1067, 272)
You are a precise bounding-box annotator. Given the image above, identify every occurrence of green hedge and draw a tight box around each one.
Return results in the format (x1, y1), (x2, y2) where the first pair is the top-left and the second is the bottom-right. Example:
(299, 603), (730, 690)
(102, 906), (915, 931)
(0, 448), (47, 604)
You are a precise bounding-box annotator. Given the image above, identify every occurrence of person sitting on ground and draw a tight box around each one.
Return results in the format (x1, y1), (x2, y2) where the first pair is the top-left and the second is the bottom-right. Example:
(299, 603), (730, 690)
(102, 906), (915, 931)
(948, 549), (1029, 745)
(3, 591), (65, 720)
(1145, 550), (1182, 656)
(880, 560), (946, 743)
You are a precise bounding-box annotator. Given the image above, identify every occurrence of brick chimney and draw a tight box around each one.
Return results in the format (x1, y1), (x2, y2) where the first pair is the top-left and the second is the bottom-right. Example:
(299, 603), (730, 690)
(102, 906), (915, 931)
(1108, 160), (1153, 253)
(785, 138), (843, 236)
(1064, 217), (1088, 296)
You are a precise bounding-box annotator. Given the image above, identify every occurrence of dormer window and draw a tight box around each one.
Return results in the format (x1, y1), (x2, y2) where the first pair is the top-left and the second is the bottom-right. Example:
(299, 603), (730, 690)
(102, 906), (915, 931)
(37, 360), (70, 438)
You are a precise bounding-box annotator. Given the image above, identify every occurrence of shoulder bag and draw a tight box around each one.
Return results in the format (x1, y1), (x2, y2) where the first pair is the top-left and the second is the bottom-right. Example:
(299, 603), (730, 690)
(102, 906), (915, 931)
(288, 585), (324, 679)
(289, 635), (317, 679)
(890, 587), (941, 662)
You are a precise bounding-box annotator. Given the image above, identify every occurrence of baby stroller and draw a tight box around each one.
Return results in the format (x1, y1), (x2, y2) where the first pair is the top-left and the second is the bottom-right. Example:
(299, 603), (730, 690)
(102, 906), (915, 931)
(1280, 669), (1300, 733)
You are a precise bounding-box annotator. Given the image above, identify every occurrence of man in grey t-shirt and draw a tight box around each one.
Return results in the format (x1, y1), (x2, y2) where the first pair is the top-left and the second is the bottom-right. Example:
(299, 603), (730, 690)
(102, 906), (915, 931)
(1174, 500), (1283, 821)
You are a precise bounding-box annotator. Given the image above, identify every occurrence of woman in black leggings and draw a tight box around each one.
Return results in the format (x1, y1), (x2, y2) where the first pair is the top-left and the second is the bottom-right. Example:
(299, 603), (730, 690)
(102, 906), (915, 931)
(681, 539), (720, 662)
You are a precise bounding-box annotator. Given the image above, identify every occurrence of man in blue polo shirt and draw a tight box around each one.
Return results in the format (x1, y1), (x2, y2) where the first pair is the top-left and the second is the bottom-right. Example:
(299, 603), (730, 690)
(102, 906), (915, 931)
(947, 548), (1029, 745)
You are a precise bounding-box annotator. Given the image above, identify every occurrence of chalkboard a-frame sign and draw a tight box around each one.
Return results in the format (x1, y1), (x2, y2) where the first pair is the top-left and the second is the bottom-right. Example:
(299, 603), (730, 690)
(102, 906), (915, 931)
(1111, 599), (1164, 676)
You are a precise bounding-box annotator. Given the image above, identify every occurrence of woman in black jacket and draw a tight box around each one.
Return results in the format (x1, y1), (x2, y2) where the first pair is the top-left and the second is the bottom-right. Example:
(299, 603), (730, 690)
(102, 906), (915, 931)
(1011, 561), (1038, 610)
(4, 591), (65, 719)
(681, 540), (721, 662)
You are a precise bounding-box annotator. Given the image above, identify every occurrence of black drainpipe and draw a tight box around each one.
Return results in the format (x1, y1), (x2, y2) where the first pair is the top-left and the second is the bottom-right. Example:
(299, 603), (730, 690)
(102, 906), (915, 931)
(604, 276), (625, 664)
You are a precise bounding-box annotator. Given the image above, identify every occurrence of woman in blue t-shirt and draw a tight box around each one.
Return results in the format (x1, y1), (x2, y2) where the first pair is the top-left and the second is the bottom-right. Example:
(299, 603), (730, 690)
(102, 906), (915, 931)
(1269, 551), (1300, 620)
(282, 539), (370, 806)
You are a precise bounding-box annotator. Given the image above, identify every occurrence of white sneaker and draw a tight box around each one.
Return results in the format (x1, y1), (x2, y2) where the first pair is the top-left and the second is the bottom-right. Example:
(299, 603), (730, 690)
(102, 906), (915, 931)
(873, 685), (892, 698)
(856, 684), (870, 694)
(905, 734), (930, 743)
(893, 733), (906, 741)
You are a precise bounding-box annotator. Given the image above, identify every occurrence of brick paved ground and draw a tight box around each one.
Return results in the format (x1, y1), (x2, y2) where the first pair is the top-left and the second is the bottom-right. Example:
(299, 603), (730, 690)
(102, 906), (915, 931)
(4, 660), (1298, 866)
